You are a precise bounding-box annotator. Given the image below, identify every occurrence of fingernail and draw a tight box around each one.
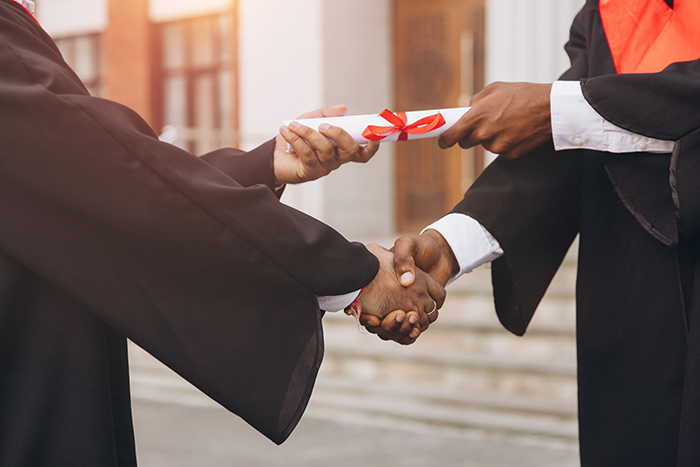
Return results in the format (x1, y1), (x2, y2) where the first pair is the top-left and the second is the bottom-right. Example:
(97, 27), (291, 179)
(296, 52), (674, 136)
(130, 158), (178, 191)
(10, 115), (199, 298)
(410, 329), (420, 339)
(438, 139), (448, 149)
(409, 315), (418, 324)
(319, 123), (330, 132)
(395, 313), (405, 323)
(366, 319), (379, 327)
(400, 272), (414, 286)
(280, 125), (289, 133)
(289, 121), (301, 129)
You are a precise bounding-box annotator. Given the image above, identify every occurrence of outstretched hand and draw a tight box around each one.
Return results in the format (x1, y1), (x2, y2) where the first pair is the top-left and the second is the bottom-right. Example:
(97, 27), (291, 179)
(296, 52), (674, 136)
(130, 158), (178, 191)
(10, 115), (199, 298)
(359, 230), (457, 345)
(357, 243), (446, 345)
(438, 82), (552, 160)
(274, 105), (380, 185)
(392, 229), (459, 287)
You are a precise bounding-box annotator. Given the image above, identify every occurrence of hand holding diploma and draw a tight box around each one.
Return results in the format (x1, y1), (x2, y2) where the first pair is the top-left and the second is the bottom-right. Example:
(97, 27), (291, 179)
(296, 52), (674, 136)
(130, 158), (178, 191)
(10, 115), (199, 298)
(438, 82), (552, 159)
(274, 105), (380, 185)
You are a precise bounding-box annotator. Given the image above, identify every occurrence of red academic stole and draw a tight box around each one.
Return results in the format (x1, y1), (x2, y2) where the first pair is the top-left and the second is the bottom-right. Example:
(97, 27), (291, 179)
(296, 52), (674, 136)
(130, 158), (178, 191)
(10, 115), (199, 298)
(599, 0), (700, 73)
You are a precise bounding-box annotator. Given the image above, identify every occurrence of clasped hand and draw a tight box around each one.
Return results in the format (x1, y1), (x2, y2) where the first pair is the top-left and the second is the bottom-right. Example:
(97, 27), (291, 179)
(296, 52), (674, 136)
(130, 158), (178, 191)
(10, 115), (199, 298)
(274, 105), (380, 185)
(357, 243), (446, 346)
(360, 230), (459, 345)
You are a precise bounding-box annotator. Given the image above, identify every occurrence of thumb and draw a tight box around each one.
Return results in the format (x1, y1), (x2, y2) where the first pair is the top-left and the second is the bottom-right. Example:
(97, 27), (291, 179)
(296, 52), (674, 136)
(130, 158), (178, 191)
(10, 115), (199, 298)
(392, 236), (418, 287)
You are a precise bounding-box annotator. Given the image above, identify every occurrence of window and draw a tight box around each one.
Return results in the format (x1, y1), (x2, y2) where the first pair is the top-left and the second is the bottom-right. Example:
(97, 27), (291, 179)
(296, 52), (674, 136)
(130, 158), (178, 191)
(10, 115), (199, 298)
(54, 34), (104, 97)
(154, 15), (237, 155)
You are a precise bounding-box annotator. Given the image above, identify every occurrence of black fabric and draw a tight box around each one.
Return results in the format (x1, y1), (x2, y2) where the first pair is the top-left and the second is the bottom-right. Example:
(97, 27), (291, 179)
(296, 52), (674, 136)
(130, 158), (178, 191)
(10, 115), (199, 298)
(0, 1), (379, 465)
(452, 0), (700, 465)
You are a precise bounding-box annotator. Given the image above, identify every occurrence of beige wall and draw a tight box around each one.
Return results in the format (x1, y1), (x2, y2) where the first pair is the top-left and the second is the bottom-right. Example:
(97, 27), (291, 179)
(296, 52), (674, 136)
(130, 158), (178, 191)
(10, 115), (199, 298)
(238, 0), (395, 238)
(37, 0), (108, 37)
(320, 0), (395, 238)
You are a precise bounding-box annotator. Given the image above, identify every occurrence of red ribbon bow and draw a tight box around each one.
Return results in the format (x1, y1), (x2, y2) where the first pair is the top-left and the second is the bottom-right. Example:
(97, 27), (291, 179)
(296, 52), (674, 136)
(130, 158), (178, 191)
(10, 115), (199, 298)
(362, 109), (446, 142)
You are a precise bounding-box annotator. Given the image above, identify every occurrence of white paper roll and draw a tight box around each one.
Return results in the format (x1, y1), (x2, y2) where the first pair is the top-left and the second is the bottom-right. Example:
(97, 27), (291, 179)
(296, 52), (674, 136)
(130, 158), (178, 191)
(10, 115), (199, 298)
(283, 107), (471, 145)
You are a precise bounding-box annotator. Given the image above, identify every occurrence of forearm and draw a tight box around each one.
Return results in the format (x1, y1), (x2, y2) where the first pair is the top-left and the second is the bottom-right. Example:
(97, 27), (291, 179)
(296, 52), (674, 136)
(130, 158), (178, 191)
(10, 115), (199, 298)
(423, 214), (503, 285)
(199, 139), (278, 193)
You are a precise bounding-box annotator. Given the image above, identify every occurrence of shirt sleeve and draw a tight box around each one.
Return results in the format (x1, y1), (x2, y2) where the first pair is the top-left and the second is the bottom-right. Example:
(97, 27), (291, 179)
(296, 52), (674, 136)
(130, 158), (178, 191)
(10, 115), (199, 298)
(423, 213), (504, 285)
(550, 80), (676, 154)
(323, 211), (506, 299)
(317, 290), (360, 312)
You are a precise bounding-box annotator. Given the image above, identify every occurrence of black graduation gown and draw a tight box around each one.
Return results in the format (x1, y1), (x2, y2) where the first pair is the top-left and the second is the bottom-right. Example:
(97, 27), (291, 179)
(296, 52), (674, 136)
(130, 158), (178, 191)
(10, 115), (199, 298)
(0, 1), (379, 465)
(453, 1), (700, 465)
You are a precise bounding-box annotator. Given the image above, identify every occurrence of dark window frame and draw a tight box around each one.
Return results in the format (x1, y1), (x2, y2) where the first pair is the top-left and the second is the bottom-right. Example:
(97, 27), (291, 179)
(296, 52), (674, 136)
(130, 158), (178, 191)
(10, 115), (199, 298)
(54, 33), (104, 97)
(152, 12), (239, 154)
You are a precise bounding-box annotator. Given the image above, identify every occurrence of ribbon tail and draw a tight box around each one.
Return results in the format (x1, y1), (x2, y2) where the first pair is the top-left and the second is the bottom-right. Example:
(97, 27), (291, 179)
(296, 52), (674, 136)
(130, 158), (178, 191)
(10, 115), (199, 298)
(362, 125), (401, 141)
(404, 113), (447, 135)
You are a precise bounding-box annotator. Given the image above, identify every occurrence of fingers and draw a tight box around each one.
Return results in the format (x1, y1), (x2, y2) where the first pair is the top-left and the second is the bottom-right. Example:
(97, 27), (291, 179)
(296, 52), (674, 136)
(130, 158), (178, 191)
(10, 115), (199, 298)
(283, 120), (379, 177)
(317, 123), (361, 168)
(468, 82), (498, 106)
(286, 122), (340, 171)
(279, 125), (321, 174)
(416, 308), (433, 331)
(353, 140), (380, 163)
(318, 123), (356, 152)
(317, 124), (380, 166)
(362, 310), (421, 344)
(392, 236), (419, 287)
(427, 277), (446, 310)
(438, 111), (477, 149)
(438, 83), (505, 151)
(297, 104), (348, 120)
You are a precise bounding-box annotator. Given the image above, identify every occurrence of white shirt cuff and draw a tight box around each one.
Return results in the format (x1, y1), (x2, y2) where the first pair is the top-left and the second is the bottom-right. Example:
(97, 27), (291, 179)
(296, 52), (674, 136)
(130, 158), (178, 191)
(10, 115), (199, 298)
(550, 80), (675, 154)
(317, 290), (360, 312)
(13, 0), (34, 13)
(423, 213), (503, 285)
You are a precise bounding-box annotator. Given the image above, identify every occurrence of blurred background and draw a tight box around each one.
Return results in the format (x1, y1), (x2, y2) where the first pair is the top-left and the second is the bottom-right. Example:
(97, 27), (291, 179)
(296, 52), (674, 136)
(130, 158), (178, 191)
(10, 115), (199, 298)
(36, 0), (584, 465)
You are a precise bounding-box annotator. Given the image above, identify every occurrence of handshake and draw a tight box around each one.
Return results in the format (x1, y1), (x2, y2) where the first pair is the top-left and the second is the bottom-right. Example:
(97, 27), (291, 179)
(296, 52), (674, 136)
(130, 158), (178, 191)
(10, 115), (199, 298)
(357, 230), (459, 345)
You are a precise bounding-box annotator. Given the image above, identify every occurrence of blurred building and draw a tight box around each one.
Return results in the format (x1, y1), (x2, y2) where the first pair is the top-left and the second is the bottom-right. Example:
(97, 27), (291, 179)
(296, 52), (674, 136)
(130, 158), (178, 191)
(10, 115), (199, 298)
(36, 0), (583, 240)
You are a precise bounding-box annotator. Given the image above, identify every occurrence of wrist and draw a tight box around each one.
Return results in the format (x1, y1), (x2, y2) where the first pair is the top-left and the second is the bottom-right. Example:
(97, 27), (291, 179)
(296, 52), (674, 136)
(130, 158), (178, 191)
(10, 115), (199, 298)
(423, 229), (459, 274)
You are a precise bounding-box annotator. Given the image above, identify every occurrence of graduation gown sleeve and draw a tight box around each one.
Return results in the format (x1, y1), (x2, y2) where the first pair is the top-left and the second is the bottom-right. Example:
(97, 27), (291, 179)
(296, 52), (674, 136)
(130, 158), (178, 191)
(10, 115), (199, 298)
(449, 145), (582, 336)
(582, 59), (700, 241)
(0, 0), (378, 452)
(443, 3), (604, 335)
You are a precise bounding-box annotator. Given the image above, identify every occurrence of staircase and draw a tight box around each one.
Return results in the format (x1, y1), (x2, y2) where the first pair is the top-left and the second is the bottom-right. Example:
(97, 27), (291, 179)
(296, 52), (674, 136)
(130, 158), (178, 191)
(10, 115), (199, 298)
(129, 243), (579, 445)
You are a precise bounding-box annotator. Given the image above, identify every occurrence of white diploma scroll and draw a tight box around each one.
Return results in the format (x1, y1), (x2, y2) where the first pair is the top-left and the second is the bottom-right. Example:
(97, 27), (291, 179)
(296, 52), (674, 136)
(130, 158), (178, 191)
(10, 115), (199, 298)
(283, 107), (471, 145)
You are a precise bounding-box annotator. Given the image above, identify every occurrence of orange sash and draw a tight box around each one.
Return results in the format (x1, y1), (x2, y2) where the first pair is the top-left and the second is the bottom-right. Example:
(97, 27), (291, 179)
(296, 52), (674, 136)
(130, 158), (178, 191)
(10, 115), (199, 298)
(599, 0), (700, 74)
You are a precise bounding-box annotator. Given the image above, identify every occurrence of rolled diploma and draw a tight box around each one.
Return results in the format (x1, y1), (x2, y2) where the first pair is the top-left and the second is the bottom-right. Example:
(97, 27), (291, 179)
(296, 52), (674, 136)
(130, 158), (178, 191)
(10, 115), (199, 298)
(283, 107), (471, 145)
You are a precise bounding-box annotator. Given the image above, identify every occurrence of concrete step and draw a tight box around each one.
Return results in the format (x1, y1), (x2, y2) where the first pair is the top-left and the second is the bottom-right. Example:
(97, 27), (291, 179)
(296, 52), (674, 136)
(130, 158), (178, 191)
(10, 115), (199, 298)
(128, 343), (218, 408)
(447, 260), (578, 300)
(309, 377), (578, 441)
(128, 343), (578, 443)
(323, 301), (576, 363)
(320, 342), (577, 404)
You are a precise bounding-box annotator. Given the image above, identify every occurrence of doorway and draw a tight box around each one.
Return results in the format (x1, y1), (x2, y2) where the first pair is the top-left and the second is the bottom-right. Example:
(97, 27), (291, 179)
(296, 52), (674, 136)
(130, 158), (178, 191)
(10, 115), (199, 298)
(394, 0), (485, 232)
